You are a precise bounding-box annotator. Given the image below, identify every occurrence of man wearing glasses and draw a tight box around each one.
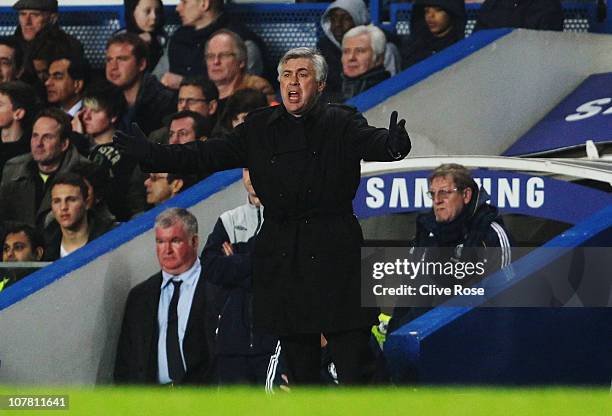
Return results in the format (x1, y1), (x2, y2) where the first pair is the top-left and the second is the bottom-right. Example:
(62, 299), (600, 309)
(149, 76), (218, 144)
(390, 163), (512, 329)
(204, 29), (276, 115)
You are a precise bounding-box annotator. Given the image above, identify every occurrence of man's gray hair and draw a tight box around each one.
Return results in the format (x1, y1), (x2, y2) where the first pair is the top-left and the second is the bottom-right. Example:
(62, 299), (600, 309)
(205, 29), (247, 66)
(155, 207), (198, 236)
(277, 47), (328, 83)
(342, 24), (386, 63)
(429, 163), (478, 192)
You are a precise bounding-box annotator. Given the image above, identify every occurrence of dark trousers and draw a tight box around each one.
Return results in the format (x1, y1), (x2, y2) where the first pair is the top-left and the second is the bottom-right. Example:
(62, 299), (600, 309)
(280, 327), (373, 385)
(217, 353), (278, 385)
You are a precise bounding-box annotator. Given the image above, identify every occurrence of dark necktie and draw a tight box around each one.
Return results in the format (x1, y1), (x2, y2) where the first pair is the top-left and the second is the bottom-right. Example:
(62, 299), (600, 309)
(167, 280), (185, 383)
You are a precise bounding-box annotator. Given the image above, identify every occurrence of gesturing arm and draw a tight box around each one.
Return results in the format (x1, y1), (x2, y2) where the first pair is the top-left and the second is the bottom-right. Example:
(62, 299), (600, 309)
(347, 110), (411, 162)
(113, 123), (248, 175)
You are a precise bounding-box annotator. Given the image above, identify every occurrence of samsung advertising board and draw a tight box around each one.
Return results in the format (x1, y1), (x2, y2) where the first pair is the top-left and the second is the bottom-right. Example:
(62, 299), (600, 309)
(505, 72), (612, 156)
(354, 169), (612, 225)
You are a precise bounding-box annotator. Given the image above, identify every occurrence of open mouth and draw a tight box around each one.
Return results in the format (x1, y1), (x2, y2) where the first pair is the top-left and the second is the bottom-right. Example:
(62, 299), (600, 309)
(288, 91), (300, 103)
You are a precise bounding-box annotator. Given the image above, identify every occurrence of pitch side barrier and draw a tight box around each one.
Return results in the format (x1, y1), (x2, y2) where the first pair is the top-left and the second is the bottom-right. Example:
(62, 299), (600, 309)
(384, 204), (612, 385)
(0, 170), (243, 384)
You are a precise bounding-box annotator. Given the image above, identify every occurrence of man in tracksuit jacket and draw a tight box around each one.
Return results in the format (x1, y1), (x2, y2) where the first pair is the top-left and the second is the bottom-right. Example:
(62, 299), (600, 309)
(201, 168), (281, 389)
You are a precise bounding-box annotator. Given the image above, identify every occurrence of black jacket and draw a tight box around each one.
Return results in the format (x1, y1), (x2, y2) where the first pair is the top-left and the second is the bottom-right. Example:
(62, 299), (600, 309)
(119, 74), (176, 137)
(12, 23), (84, 66)
(402, 0), (466, 69)
(114, 268), (214, 384)
(167, 13), (267, 79)
(0, 132), (30, 183)
(42, 211), (116, 261)
(474, 0), (564, 31)
(0, 145), (92, 228)
(139, 100), (410, 335)
(341, 65), (390, 102)
(390, 188), (513, 329)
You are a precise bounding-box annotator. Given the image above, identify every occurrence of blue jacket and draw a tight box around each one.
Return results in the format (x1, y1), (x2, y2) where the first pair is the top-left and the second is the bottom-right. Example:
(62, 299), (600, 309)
(201, 200), (278, 355)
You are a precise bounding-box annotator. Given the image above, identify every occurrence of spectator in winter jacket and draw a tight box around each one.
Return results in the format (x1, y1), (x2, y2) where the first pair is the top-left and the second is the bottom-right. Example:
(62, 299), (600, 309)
(0, 81), (40, 179)
(154, 0), (266, 90)
(389, 163), (513, 330)
(105, 33), (176, 136)
(401, 0), (466, 69)
(318, 0), (400, 96)
(44, 172), (115, 260)
(205, 29), (276, 114)
(340, 24), (390, 101)
(11, 0), (84, 83)
(0, 107), (92, 229)
(72, 80), (147, 221)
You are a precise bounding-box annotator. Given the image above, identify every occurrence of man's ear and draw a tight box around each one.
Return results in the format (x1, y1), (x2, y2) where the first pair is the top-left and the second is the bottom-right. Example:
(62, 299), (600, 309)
(208, 99), (218, 116)
(137, 58), (148, 73)
(60, 138), (70, 152)
(317, 81), (326, 94)
(201, 0), (211, 12)
(74, 79), (84, 95)
(191, 233), (200, 249)
(170, 178), (184, 196)
(463, 187), (473, 205)
(48, 13), (58, 25)
(35, 246), (44, 261)
(13, 108), (25, 122)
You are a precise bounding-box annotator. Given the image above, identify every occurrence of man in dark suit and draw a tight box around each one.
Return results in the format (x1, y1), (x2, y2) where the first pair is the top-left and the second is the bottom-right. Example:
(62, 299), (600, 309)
(114, 207), (212, 385)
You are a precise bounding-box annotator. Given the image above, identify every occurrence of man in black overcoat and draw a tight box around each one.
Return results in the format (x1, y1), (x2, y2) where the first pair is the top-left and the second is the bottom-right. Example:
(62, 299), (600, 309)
(114, 47), (411, 384)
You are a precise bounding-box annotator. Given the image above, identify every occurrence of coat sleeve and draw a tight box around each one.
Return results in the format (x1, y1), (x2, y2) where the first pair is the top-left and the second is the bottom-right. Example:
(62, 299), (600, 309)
(343, 109), (406, 162)
(482, 221), (513, 274)
(201, 218), (252, 289)
(140, 127), (248, 174)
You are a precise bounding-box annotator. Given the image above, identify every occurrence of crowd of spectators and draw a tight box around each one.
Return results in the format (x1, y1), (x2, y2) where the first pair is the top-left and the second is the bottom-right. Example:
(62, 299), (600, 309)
(0, 0), (562, 388)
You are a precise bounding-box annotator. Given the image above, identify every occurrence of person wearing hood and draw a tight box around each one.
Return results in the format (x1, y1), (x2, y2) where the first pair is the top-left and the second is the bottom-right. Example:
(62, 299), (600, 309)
(10, 0), (84, 79)
(401, 0), (466, 69)
(318, 0), (400, 96)
(339, 24), (390, 102)
(388, 163), (513, 331)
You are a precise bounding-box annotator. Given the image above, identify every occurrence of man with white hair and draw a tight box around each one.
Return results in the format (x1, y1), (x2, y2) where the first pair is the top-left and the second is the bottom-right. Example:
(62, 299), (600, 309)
(114, 47), (411, 385)
(340, 24), (390, 101)
(318, 0), (401, 96)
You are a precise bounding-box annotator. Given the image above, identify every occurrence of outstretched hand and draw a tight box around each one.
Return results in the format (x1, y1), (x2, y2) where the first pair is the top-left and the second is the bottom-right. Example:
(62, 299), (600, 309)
(113, 123), (151, 161)
(387, 111), (411, 160)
